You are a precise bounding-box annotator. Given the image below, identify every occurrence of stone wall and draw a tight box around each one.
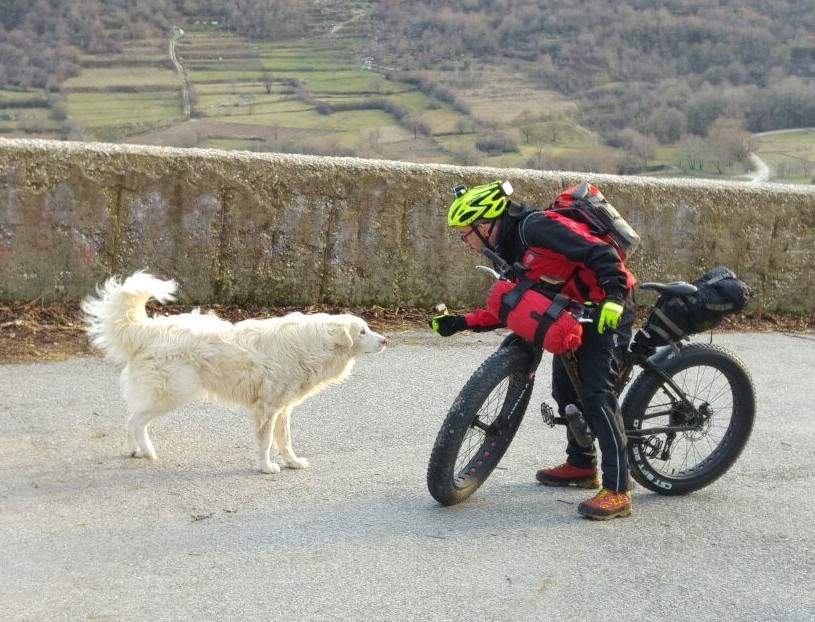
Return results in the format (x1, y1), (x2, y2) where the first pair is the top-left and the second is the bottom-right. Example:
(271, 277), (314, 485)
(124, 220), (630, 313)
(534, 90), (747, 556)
(1, 138), (814, 312)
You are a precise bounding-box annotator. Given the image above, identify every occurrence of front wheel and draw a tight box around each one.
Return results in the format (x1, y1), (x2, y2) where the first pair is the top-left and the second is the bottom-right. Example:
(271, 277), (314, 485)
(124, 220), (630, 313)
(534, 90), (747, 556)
(622, 343), (755, 495)
(427, 342), (534, 506)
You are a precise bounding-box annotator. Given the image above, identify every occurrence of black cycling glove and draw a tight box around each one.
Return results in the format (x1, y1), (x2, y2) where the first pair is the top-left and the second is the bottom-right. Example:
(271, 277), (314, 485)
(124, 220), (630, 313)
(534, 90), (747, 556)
(429, 314), (467, 337)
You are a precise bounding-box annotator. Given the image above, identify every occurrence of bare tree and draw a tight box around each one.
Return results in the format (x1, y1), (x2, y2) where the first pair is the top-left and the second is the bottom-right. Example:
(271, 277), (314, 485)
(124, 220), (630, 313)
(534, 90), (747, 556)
(261, 71), (274, 95)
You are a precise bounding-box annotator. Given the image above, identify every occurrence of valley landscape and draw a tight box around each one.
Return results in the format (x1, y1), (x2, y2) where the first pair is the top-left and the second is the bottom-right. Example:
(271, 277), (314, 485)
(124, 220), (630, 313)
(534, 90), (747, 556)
(1, 0), (815, 183)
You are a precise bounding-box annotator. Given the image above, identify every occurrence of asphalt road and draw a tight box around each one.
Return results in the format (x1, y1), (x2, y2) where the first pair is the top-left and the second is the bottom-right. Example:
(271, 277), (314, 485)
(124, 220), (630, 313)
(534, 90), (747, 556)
(1, 330), (813, 621)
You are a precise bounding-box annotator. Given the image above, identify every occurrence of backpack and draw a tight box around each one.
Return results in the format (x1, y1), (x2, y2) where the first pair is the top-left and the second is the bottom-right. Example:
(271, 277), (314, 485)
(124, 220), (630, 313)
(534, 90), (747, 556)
(546, 183), (641, 259)
(633, 266), (753, 352)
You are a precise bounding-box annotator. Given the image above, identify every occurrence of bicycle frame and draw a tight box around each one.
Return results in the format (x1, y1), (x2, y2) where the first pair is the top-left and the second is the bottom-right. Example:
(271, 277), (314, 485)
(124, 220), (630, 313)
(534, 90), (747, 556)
(502, 330), (707, 441)
(621, 347), (713, 438)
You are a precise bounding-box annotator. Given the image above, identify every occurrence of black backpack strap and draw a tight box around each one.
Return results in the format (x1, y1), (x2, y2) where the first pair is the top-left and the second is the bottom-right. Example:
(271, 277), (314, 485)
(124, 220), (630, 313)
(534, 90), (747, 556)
(516, 208), (540, 248)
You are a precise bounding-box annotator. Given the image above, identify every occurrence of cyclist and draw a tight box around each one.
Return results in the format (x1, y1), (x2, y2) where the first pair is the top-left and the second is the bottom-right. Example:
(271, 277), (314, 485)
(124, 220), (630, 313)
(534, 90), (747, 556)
(430, 180), (637, 520)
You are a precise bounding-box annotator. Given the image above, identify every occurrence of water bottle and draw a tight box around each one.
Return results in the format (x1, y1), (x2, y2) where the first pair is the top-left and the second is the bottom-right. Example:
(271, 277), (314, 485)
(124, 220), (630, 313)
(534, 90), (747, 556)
(564, 403), (595, 449)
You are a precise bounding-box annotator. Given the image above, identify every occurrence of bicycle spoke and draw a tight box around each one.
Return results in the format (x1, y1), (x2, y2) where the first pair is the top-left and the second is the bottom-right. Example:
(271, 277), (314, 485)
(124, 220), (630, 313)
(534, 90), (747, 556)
(453, 375), (515, 476)
(640, 363), (734, 478)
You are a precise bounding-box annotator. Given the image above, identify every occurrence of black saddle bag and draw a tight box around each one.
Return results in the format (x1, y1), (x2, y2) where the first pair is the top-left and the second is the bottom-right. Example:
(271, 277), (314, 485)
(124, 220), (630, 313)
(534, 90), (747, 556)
(634, 267), (752, 351)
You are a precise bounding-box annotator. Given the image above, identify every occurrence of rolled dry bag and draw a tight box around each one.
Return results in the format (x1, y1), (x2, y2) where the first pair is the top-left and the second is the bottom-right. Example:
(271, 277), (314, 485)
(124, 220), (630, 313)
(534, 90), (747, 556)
(486, 280), (583, 354)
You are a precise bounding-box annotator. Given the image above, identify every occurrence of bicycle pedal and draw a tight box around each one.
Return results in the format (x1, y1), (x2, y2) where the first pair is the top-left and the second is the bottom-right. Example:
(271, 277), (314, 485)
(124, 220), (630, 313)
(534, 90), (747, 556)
(540, 402), (556, 427)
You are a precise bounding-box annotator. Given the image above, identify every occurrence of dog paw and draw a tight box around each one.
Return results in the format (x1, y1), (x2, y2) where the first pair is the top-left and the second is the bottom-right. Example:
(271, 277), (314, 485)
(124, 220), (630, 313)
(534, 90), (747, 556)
(259, 461), (281, 474)
(284, 457), (309, 469)
(131, 452), (158, 462)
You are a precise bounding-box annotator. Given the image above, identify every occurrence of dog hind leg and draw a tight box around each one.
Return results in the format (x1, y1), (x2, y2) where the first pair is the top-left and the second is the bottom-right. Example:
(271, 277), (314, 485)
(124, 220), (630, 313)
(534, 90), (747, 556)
(252, 406), (281, 474)
(273, 406), (308, 469)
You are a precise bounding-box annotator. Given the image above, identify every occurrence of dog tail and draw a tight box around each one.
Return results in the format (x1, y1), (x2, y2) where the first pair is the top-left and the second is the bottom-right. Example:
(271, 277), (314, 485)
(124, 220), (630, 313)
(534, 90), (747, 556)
(81, 271), (177, 363)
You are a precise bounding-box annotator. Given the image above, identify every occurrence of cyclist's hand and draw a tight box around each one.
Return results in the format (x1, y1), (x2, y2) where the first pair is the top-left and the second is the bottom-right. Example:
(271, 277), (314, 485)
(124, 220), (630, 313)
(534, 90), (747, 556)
(429, 314), (467, 337)
(597, 297), (624, 334)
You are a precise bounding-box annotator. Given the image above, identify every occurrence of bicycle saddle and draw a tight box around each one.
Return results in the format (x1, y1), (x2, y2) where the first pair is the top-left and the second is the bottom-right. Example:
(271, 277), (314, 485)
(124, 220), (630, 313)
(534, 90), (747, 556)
(639, 281), (698, 296)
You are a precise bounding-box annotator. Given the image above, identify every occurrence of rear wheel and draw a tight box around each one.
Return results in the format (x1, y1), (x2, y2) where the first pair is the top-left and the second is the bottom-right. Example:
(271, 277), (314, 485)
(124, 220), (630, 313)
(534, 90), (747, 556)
(622, 343), (755, 495)
(427, 343), (534, 506)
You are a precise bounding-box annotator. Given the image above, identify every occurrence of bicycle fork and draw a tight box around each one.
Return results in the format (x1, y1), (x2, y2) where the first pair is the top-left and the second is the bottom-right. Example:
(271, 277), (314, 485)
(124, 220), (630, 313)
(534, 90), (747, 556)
(480, 344), (542, 438)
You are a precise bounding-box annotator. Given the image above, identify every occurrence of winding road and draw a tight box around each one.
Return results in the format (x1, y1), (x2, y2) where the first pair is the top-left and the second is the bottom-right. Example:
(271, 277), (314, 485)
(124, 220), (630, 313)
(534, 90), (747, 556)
(748, 152), (770, 183)
(748, 127), (815, 183)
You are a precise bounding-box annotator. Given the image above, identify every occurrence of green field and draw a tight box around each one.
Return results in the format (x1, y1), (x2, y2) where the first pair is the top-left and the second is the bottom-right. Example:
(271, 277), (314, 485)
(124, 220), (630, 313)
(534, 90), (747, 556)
(0, 90), (48, 105)
(62, 66), (180, 90)
(0, 89), (57, 135)
(69, 92), (180, 126)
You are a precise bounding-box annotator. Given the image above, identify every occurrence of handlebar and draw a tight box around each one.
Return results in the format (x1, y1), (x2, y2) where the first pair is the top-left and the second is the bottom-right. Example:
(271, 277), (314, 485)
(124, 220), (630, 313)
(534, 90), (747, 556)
(480, 247), (532, 281)
(480, 247), (512, 276)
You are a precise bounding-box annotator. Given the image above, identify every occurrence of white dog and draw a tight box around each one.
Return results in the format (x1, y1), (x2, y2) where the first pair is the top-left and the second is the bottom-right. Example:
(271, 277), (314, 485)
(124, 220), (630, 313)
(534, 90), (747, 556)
(81, 271), (387, 473)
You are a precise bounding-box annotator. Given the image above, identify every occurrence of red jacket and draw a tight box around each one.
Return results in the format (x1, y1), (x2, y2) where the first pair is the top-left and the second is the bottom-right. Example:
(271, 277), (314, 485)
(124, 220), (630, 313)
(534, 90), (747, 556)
(465, 204), (637, 330)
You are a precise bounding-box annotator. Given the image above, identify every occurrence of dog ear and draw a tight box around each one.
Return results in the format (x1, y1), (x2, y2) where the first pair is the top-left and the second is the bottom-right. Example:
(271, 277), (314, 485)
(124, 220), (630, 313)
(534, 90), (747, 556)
(331, 324), (354, 349)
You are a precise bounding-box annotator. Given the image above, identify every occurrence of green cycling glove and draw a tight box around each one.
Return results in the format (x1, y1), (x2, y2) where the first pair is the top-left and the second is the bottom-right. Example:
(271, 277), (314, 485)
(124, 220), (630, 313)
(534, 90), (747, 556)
(597, 297), (624, 334)
(429, 314), (467, 337)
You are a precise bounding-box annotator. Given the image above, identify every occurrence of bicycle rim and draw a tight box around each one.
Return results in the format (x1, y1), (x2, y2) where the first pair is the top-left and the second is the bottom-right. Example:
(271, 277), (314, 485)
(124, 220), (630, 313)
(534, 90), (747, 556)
(626, 345), (754, 493)
(452, 370), (527, 489)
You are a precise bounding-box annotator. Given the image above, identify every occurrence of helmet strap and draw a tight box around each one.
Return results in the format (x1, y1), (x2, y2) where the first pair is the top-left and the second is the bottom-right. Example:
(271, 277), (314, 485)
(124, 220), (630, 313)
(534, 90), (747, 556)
(474, 220), (498, 251)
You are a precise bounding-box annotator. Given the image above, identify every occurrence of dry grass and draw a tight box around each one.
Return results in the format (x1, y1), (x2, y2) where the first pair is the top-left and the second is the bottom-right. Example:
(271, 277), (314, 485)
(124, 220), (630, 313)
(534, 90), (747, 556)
(0, 300), (812, 364)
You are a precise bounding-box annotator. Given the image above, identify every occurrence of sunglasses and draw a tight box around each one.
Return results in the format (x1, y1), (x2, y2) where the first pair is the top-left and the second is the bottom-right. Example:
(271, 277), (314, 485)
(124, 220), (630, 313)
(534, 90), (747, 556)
(460, 228), (478, 243)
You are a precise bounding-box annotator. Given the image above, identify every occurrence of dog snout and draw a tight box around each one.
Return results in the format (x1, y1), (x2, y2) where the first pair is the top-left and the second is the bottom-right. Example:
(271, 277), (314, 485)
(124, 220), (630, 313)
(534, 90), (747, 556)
(371, 331), (387, 351)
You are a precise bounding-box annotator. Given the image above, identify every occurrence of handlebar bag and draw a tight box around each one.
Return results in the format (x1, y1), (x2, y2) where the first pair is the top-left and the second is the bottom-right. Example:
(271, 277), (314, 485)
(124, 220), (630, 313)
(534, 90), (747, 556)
(486, 279), (583, 354)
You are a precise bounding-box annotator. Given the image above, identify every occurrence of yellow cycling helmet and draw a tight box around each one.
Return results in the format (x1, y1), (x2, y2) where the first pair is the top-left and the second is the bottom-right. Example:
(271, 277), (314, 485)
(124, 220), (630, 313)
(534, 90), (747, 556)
(447, 180), (514, 227)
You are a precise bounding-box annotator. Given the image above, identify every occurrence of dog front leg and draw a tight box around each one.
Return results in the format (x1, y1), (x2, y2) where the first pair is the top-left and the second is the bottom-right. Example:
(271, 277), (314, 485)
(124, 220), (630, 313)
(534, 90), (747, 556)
(127, 411), (159, 460)
(273, 406), (308, 469)
(253, 406), (281, 474)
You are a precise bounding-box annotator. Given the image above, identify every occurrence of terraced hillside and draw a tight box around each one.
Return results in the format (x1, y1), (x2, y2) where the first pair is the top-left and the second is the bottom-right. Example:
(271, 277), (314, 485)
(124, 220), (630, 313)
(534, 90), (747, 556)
(47, 22), (593, 169)
(1, 0), (814, 182)
(0, 0), (625, 171)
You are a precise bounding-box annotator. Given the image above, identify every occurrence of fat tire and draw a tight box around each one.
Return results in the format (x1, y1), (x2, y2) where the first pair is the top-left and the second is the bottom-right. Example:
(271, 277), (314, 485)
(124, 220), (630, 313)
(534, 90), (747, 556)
(427, 343), (533, 506)
(622, 343), (755, 495)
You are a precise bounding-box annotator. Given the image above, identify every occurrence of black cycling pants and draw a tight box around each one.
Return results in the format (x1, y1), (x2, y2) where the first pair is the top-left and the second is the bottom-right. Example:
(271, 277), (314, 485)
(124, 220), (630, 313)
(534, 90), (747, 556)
(551, 303), (634, 492)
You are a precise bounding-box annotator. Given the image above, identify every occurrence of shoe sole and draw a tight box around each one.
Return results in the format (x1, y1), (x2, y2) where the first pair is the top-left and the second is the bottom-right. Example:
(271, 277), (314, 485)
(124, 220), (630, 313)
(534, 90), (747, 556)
(578, 507), (633, 520)
(536, 476), (600, 489)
